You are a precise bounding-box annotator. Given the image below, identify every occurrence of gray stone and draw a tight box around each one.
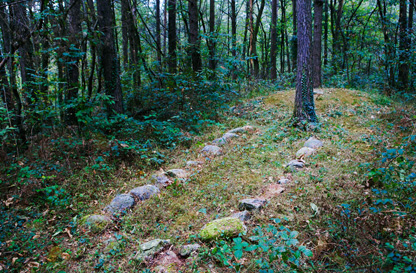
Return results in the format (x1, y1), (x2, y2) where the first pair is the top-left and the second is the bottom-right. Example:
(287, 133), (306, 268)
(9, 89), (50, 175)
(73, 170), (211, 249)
(278, 178), (290, 184)
(238, 199), (267, 211)
(165, 169), (188, 179)
(304, 137), (323, 149)
(179, 244), (201, 258)
(212, 137), (227, 146)
(222, 132), (239, 140)
(103, 238), (122, 253)
(231, 210), (251, 221)
(105, 194), (135, 214)
(201, 145), (223, 156)
(80, 214), (112, 234)
(287, 160), (305, 168)
(296, 147), (316, 158)
(313, 89), (324, 95)
(130, 185), (160, 201)
(151, 174), (172, 188)
(135, 239), (171, 261)
(227, 125), (254, 134)
(186, 161), (203, 167)
(153, 251), (181, 272)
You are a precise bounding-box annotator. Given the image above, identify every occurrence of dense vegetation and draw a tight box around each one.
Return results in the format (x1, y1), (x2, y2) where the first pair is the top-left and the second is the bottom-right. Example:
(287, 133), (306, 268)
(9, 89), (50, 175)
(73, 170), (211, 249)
(0, 0), (415, 272)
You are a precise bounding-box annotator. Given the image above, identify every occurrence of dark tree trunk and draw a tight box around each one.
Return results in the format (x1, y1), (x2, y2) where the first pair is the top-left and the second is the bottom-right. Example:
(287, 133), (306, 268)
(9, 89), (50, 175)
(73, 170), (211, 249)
(156, 0), (162, 68)
(293, 0), (318, 124)
(97, 0), (124, 114)
(188, 0), (202, 72)
(323, 0), (328, 66)
(0, 5), (13, 112)
(270, 0), (278, 79)
(168, 0), (177, 73)
(312, 0), (323, 87)
(121, 0), (129, 67)
(231, 0), (237, 79)
(280, 0), (286, 73)
(398, 0), (409, 89)
(243, 0), (250, 75)
(66, 0), (82, 124)
(208, 0), (216, 72)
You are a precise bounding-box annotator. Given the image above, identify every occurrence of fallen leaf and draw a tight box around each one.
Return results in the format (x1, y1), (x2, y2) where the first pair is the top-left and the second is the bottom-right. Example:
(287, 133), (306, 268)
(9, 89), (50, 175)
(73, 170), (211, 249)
(32, 234), (40, 239)
(28, 261), (40, 268)
(64, 228), (72, 238)
(12, 257), (18, 264)
(61, 253), (70, 260)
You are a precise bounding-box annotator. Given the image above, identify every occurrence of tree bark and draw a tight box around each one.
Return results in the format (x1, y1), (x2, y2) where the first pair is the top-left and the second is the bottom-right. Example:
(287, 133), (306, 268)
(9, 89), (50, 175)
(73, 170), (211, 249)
(398, 0), (409, 89)
(231, 0), (237, 79)
(293, 0), (318, 124)
(312, 0), (323, 87)
(249, 0), (266, 78)
(291, 0), (297, 72)
(156, 0), (162, 68)
(188, 0), (202, 72)
(168, 0), (177, 73)
(270, 0), (278, 79)
(97, 0), (124, 114)
(208, 0), (216, 73)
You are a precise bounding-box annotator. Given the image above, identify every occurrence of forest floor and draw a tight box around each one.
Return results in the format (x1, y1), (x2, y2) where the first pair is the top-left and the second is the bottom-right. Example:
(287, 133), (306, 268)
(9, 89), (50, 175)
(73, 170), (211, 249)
(1, 87), (416, 272)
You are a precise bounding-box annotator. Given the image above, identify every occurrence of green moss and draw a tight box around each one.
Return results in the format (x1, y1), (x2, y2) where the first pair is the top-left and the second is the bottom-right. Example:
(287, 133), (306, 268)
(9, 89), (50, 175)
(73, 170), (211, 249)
(80, 214), (111, 234)
(199, 217), (246, 241)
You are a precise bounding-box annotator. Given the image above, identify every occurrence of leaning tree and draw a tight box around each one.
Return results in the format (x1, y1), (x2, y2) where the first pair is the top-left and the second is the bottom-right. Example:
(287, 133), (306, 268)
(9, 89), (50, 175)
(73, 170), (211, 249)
(293, 0), (318, 125)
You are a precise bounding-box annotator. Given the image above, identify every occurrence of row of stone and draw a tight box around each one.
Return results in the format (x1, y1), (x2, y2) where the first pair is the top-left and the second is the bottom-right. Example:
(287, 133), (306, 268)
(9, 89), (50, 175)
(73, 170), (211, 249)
(197, 136), (325, 242)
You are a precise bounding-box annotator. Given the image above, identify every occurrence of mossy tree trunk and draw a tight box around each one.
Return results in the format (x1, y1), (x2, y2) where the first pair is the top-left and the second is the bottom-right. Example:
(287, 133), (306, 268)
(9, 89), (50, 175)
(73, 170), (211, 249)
(293, 0), (318, 125)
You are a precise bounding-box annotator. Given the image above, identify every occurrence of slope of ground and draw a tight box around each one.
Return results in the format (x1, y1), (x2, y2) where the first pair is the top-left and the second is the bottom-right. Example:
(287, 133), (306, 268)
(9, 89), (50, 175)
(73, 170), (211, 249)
(2, 88), (415, 272)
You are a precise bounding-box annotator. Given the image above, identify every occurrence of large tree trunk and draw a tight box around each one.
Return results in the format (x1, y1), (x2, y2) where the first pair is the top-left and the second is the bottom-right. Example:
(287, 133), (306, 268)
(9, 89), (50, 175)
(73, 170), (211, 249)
(398, 0), (409, 89)
(231, 0), (237, 79)
(291, 0), (297, 72)
(168, 0), (177, 73)
(156, 0), (162, 68)
(270, 0), (278, 79)
(66, 0), (82, 125)
(97, 0), (124, 114)
(293, 0), (318, 124)
(323, 0), (328, 66)
(121, 0), (129, 67)
(188, 0), (202, 72)
(312, 0), (324, 87)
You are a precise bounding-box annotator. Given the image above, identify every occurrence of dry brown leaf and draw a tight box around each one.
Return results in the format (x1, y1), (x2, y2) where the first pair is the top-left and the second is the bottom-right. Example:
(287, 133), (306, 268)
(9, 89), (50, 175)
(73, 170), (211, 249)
(28, 261), (40, 268)
(12, 257), (18, 264)
(61, 253), (70, 260)
(32, 234), (40, 240)
(64, 228), (73, 238)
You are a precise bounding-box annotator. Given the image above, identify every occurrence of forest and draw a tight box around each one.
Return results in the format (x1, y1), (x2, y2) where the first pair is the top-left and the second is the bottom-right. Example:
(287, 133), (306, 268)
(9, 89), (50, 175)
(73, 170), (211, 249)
(0, 0), (415, 271)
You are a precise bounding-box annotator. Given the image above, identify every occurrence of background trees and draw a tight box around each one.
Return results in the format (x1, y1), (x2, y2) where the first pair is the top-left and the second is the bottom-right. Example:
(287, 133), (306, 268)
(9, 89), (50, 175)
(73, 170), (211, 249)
(0, 0), (415, 147)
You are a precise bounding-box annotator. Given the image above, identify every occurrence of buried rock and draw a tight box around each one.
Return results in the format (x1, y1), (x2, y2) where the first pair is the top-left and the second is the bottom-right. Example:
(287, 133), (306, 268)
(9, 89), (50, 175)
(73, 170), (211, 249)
(153, 251), (182, 273)
(304, 137), (323, 149)
(130, 185), (160, 201)
(222, 132), (239, 140)
(201, 145), (223, 156)
(212, 137), (227, 146)
(285, 160), (305, 173)
(151, 174), (172, 188)
(134, 239), (171, 261)
(179, 244), (201, 258)
(231, 210), (251, 222)
(296, 147), (316, 158)
(105, 194), (135, 214)
(186, 160), (203, 167)
(80, 214), (112, 234)
(227, 125), (254, 134)
(238, 199), (267, 211)
(165, 169), (188, 179)
(199, 217), (247, 241)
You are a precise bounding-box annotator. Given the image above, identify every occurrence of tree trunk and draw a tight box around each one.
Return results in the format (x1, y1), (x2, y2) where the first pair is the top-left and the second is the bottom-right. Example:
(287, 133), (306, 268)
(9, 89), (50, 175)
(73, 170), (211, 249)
(312, 0), (323, 87)
(188, 0), (202, 72)
(231, 0), (237, 79)
(249, 0), (266, 78)
(398, 0), (409, 89)
(66, 0), (82, 125)
(156, 0), (162, 68)
(291, 0), (297, 72)
(323, 0), (328, 65)
(293, 0), (318, 124)
(121, 0), (129, 67)
(97, 0), (124, 114)
(168, 0), (177, 73)
(270, 0), (278, 79)
(208, 0), (216, 73)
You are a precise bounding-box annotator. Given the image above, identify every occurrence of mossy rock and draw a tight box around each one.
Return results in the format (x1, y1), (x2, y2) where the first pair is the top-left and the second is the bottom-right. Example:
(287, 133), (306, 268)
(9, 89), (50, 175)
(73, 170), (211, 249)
(80, 214), (112, 234)
(199, 217), (246, 241)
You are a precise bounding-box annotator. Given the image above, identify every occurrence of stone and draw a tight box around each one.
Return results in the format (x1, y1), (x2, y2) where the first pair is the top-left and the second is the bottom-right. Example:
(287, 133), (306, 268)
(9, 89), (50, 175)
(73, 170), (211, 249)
(103, 238), (121, 253)
(179, 244), (201, 258)
(296, 147), (316, 158)
(287, 160), (305, 168)
(165, 169), (188, 179)
(151, 174), (172, 188)
(304, 137), (323, 149)
(186, 160), (203, 167)
(153, 250), (182, 272)
(212, 137), (227, 146)
(105, 194), (135, 214)
(278, 178), (290, 184)
(222, 132), (239, 140)
(130, 185), (160, 201)
(199, 217), (246, 241)
(201, 145), (223, 156)
(227, 125), (254, 134)
(80, 214), (112, 234)
(231, 210), (251, 222)
(135, 239), (171, 261)
(261, 184), (285, 200)
(238, 199), (267, 211)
